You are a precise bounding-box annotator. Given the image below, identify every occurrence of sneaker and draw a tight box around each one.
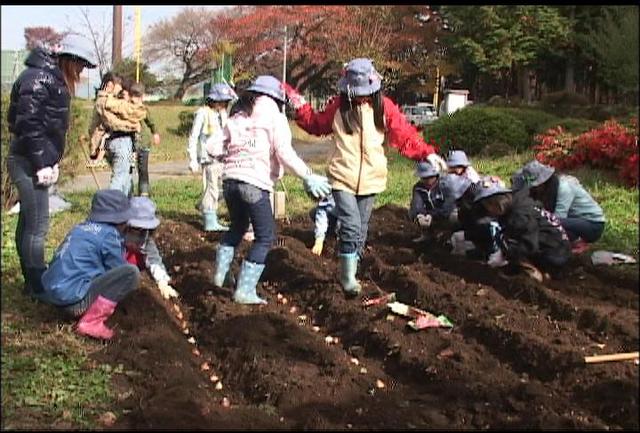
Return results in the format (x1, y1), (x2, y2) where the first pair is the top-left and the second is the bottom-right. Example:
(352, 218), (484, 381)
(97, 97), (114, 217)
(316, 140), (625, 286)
(571, 239), (590, 255)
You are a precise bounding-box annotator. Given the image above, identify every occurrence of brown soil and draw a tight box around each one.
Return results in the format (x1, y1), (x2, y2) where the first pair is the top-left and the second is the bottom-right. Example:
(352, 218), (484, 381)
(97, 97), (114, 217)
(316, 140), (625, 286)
(95, 204), (639, 430)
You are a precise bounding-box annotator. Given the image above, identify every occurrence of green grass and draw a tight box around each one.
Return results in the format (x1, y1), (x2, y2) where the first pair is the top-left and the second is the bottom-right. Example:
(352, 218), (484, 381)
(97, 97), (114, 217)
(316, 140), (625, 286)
(1, 205), (114, 429)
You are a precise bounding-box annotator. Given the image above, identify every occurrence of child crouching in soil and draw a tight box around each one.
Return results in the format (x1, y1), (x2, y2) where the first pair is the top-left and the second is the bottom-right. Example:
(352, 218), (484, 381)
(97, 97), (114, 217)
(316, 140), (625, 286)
(408, 160), (452, 243)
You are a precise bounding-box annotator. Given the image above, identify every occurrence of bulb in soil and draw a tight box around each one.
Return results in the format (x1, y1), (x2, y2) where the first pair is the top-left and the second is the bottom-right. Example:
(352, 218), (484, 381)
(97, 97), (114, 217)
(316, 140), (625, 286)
(187, 337), (196, 344)
(183, 328), (190, 335)
(192, 348), (201, 357)
(176, 311), (183, 320)
(281, 297), (288, 305)
(350, 357), (360, 366)
(333, 337), (340, 345)
(375, 379), (385, 389)
(215, 381), (223, 390)
(277, 293), (283, 300)
(325, 336), (334, 344)
(221, 397), (230, 407)
(210, 374), (219, 383)
(289, 306), (297, 314)
(173, 304), (180, 313)
(312, 326), (320, 332)
(200, 362), (210, 371)
(360, 367), (368, 374)
(297, 314), (307, 322)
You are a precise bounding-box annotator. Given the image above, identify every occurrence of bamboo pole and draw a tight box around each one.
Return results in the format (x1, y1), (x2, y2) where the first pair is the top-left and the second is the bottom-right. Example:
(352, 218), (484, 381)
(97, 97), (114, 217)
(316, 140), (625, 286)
(584, 352), (639, 364)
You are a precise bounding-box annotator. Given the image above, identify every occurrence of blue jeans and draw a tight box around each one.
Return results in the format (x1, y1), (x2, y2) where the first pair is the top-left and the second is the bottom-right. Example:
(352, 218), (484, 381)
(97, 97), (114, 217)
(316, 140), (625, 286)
(7, 153), (50, 292)
(332, 190), (376, 256)
(220, 180), (275, 264)
(106, 135), (134, 196)
(559, 218), (605, 243)
(61, 264), (140, 318)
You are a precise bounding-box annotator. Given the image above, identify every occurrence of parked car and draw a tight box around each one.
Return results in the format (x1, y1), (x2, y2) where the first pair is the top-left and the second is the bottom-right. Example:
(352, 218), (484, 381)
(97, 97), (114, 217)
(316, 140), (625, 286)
(402, 103), (437, 127)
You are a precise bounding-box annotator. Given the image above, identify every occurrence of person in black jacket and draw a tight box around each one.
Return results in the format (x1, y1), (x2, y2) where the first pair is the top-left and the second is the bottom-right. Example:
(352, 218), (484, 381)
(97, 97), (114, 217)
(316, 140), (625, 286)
(6, 34), (96, 296)
(408, 160), (449, 242)
(469, 182), (572, 280)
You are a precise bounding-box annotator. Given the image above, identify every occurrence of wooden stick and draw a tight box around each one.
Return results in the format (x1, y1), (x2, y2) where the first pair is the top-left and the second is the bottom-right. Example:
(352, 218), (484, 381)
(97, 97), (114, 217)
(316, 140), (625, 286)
(78, 136), (102, 190)
(584, 352), (639, 364)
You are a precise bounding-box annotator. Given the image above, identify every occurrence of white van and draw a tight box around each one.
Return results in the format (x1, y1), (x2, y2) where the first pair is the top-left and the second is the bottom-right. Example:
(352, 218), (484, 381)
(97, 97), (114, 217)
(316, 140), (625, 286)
(402, 103), (437, 126)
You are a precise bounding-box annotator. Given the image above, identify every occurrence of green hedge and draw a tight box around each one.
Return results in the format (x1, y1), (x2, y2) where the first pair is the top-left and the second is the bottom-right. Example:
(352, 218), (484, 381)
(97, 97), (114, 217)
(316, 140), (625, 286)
(1, 94), (91, 209)
(175, 110), (196, 137)
(536, 117), (599, 135)
(487, 107), (559, 136)
(422, 106), (530, 156)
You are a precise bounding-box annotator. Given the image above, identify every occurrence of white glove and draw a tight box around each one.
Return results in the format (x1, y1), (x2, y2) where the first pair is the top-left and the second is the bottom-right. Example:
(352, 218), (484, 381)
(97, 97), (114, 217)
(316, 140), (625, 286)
(51, 164), (59, 184)
(311, 237), (325, 255)
(487, 249), (509, 268)
(416, 214), (432, 228)
(189, 159), (200, 174)
(36, 166), (55, 186)
(450, 231), (467, 255)
(427, 153), (448, 172)
(157, 280), (179, 299)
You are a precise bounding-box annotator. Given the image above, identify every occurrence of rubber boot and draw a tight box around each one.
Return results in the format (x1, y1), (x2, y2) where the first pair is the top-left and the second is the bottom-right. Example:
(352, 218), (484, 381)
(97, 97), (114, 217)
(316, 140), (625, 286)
(339, 252), (362, 295)
(213, 245), (236, 288)
(137, 147), (150, 196)
(24, 266), (46, 298)
(233, 260), (267, 305)
(203, 211), (228, 232)
(75, 295), (117, 340)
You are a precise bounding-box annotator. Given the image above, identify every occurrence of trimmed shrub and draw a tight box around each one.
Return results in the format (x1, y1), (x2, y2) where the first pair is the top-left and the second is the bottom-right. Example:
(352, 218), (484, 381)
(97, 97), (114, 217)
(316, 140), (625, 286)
(537, 117), (599, 135)
(175, 110), (196, 136)
(489, 107), (559, 136)
(422, 106), (530, 156)
(0, 96), (90, 209)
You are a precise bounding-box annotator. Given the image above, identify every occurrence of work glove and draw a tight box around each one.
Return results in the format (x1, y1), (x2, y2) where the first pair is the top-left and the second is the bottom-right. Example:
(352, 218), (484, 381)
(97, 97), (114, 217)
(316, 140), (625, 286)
(189, 159), (200, 174)
(416, 214), (432, 228)
(426, 153), (448, 173)
(450, 230), (468, 256)
(303, 174), (331, 199)
(281, 82), (306, 110)
(487, 249), (509, 268)
(36, 166), (56, 186)
(51, 164), (60, 184)
(157, 280), (179, 299)
(311, 237), (325, 255)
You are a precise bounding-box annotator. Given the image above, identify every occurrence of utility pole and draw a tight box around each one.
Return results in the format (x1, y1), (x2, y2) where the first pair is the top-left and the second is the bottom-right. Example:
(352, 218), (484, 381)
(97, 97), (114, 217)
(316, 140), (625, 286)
(112, 5), (123, 67)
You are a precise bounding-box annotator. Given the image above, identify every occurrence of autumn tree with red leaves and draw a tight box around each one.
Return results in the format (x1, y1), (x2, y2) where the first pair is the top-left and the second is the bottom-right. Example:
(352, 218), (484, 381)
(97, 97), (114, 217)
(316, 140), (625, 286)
(211, 5), (448, 101)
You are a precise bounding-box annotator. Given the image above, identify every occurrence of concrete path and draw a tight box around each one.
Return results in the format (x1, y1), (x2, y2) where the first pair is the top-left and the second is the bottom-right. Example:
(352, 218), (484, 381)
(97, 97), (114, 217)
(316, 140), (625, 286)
(58, 138), (332, 194)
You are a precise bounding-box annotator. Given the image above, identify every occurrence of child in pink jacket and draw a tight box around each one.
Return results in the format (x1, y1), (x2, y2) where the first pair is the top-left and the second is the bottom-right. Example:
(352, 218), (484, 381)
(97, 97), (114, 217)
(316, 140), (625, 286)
(283, 58), (447, 296)
(211, 75), (330, 305)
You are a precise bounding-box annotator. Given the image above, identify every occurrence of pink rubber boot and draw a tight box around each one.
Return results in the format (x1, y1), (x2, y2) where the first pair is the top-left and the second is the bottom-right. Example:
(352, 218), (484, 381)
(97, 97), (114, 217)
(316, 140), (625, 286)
(76, 295), (117, 340)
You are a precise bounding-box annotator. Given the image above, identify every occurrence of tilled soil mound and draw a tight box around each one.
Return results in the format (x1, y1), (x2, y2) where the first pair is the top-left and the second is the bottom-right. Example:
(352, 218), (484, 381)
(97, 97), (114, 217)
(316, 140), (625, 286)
(96, 205), (638, 430)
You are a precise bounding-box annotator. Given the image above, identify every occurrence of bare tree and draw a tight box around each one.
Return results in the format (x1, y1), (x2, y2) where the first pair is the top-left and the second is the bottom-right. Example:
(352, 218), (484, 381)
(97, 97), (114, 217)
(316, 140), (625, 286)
(73, 7), (112, 78)
(144, 7), (226, 100)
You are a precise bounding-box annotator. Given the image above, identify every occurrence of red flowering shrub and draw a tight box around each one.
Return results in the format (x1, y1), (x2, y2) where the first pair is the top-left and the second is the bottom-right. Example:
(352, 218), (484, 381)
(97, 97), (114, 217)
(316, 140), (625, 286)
(534, 118), (639, 187)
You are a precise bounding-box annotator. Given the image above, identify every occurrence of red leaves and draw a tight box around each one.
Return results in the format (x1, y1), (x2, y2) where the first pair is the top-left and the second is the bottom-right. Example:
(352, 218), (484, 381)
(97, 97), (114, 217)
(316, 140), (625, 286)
(534, 118), (639, 187)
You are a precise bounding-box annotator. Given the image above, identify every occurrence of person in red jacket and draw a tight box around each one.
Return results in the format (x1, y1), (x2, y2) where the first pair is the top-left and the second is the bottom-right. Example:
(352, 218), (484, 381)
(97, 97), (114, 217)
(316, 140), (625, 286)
(282, 58), (447, 296)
